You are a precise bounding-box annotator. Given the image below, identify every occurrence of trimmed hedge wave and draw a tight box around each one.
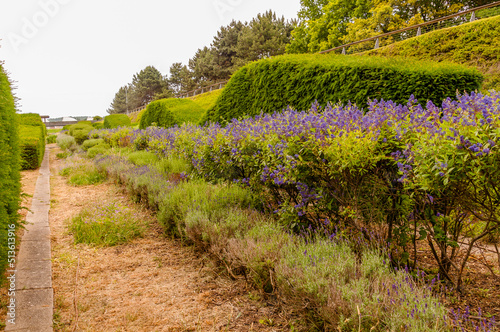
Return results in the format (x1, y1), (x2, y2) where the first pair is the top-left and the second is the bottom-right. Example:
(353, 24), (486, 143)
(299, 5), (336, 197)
(365, 15), (500, 92)
(18, 113), (47, 137)
(139, 98), (205, 129)
(104, 114), (131, 129)
(18, 113), (46, 170)
(67, 121), (95, 145)
(209, 54), (483, 123)
(0, 65), (21, 276)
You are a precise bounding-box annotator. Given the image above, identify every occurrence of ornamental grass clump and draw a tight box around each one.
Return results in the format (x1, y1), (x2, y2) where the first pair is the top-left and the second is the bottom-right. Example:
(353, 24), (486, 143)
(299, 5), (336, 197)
(60, 156), (106, 186)
(276, 234), (448, 331)
(69, 201), (146, 246)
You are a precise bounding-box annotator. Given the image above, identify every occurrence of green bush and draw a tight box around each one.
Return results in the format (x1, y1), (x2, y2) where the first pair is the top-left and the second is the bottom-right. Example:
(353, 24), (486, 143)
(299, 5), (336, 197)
(81, 138), (105, 151)
(86, 143), (111, 158)
(18, 113), (47, 137)
(365, 15), (500, 92)
(0, 65), (21, 276)
(19, 125), (45, 170)
(47, 134), (57, 144)
(92, 122), (104, 129)
(67, 122), (94, 144)
(17, 113), (46, 170)
(127, 151), (159, 166)
(56, 134), (77, 151)
(209, 54), (483, 123)
(139, 98), (205, 129)
(103, 114), (131, 129)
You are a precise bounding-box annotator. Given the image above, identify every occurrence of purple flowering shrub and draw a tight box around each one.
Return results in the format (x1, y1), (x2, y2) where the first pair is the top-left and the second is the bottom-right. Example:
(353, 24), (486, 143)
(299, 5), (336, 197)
(91, 92), (500, 293)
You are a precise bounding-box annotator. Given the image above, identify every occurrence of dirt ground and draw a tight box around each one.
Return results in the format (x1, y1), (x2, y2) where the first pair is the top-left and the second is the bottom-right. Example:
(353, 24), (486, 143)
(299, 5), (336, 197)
(48, 146), (294, 332)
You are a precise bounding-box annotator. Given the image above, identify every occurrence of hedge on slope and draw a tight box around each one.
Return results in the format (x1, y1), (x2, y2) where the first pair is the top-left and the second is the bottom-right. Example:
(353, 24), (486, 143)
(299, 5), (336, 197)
(365, 15), (500, 92)
(139, 98), (205, 129)
(209, 54), (483, 123)
(104, 114), (131, 129)
(18, 113), (46, 170)
(0, 65), (21, 276)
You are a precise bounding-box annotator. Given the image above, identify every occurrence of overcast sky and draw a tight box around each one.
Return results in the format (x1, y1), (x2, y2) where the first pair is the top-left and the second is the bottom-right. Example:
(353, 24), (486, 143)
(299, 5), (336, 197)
(0, 0), (300, 118)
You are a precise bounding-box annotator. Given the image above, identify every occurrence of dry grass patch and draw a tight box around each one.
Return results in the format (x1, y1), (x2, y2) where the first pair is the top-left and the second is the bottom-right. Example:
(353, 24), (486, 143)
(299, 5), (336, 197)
(49, 147), (295, 331)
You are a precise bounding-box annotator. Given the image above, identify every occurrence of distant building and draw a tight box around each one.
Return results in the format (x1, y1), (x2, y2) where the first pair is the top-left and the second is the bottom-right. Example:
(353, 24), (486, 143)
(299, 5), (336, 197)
(45, 116), (97, 129)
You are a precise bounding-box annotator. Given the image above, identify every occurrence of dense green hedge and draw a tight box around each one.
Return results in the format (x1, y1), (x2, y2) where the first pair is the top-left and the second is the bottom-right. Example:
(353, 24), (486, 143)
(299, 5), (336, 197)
(19, 125), (45, 170)
(67, 122), (94, 144)
(18, 113), (46, 170)
(18, 113), (47, 137)
(209, 54), (483, 123)
(103, 114), (131, 129)
(365, 15), (500, 92)
(0, 65), (21, 276)
(139, 98), (205, 129)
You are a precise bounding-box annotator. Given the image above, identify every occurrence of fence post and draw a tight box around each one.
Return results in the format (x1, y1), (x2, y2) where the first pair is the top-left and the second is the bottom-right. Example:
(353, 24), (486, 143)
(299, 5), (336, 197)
(374, 38), (380, 49)
(416, 26), (422, 36)
(470, 11), (476, 22)
(342, 47), (346, 55)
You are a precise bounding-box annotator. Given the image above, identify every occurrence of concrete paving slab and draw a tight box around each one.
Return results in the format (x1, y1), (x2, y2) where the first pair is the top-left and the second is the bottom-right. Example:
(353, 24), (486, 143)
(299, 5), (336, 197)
(5, 148), (53, 331)
(14, 289), (53, 310)
(21, 226), (51, 242)
(17, 240), (51, 262)
(16, 265), (53, 289)
(5, 327), (53, 332)
(5, 307), (53, 331)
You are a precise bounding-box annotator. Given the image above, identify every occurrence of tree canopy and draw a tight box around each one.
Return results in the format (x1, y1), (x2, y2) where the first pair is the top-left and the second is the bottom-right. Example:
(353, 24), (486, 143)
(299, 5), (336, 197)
(287, 0), (498, 53)
(189, 11), (294, 84)
(107, 66), (171, 114)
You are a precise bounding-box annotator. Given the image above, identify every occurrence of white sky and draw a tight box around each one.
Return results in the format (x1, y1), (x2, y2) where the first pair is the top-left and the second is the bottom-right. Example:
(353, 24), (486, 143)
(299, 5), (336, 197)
(0, 0), (300, 118)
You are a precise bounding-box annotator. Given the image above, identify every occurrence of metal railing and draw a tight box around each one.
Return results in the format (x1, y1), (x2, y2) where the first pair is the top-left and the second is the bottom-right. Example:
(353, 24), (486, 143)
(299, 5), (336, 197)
(177, 81), (228, 99)
(126, 105), (147, 116)
(319, 1), (500, 55)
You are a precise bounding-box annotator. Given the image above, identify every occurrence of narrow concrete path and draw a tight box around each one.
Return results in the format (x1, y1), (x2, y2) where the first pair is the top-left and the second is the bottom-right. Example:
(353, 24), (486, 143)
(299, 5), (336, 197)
(6, 148), (53, 332)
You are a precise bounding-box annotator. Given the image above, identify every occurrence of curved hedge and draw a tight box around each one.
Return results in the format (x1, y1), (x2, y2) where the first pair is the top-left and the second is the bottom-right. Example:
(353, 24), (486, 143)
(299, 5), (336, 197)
(68, 122), (95, 145)
(209, 54), (483, 123)
(18, 113), (46, 170)
(104, 114), (131, 129)
(139, 98), (205, 129)
(0, 65), (21, 276)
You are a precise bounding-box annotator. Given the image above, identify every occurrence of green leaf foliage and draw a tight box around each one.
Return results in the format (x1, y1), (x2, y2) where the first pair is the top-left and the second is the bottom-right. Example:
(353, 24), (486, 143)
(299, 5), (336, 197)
(18, 113), (46, 170)
(18, 113), (47, 137)
(0, 65), (21, 276)
(365, 15), (500, 91)
(67, 121), (95, 145)
(103, 114), (131, 129)
(139, 98), (205, 129)
(210, 54), (483, 123)
(19, 125), (45, 170)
